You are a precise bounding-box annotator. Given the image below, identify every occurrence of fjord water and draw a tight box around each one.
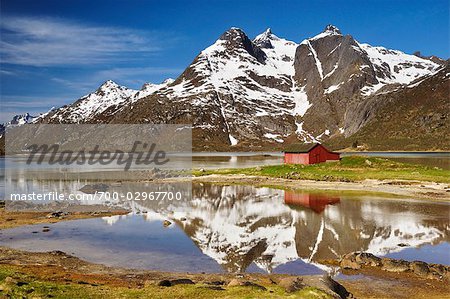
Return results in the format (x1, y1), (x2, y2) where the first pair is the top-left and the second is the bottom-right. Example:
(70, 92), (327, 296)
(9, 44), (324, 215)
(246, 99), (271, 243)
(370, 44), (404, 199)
(192, 152), (450, 170)
(1, 184), (448, 274)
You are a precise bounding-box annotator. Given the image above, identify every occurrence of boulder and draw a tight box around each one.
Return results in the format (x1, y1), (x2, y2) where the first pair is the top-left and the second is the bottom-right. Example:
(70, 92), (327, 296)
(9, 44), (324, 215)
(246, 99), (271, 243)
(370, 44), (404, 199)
(169, 279), (195, 285)
(355, 252), (382, 267)
(227, 279), (244, 287)
(340, 253), (361, 269)
(381, 258), (410, 272)
(409, 261), (430, 277)
(302, 275), (353, 299)
(428, 264), (450, 280)
(205, 280), (225, 285)
(278, 277), (305, 292)
(157, 280), (171, 287)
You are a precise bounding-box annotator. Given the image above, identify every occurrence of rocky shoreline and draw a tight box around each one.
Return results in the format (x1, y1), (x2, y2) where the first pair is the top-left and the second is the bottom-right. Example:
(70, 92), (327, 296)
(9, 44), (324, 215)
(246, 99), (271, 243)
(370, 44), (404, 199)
(0, 247), (352, 298)
(338, 252), (450, 281)
(1, 247), (449, 298)
(0, 204), (129, 229)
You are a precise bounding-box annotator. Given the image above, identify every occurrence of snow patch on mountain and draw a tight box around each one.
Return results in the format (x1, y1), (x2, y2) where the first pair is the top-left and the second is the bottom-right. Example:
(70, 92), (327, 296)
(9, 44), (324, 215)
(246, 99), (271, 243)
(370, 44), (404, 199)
(303, 40), (324, 80)
(359, 43), (440, 95)
(254, 28), (298, 76)
(50, 80), (136, 122)
(132, 78), (174, 102)
(292, 85), (310, 116)
(264, 133), (284, 143)
(324, 82), (343, 94)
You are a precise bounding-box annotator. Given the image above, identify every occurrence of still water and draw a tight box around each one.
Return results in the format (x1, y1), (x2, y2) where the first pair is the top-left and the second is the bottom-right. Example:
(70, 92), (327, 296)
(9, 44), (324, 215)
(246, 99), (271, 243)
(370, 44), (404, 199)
(193, 152), (450, 170)
(1, 184), (448, 274)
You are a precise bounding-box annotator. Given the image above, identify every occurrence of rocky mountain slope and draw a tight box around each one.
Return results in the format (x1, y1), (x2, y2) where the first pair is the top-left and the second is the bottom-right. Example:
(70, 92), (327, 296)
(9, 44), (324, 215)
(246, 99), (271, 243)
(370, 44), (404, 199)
(12, 25), (446, 150)
(328, 63), (450, 150)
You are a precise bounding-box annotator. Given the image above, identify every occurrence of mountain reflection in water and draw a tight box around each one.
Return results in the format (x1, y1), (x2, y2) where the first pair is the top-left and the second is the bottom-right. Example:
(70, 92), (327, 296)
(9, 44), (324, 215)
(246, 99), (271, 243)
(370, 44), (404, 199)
(1, 184), (448, 274)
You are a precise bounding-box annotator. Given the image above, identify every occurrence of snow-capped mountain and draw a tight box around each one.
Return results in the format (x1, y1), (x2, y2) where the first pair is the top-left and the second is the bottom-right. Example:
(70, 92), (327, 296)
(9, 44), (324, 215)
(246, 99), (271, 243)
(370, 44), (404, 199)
(1, 108), (55, 129)
(48, 80), (136, 123)
(7, 113), (38, 125)
(109, 26), (309, 148)
(292, 25), (441, 139)
(44, 79), (173, 124)
(34, 24), (446, 150)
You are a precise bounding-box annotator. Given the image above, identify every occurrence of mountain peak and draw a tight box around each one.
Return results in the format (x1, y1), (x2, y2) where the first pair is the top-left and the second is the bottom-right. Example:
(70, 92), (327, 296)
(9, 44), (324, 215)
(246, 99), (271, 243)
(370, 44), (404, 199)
(254, 28), (280, 49)
(255, 27), (279, 39)
(324, 24), (341, 34)
(214, 27), (266, 63)
(308, 24), (343, 41)
(99, 80), (120, 90)
(220, 27), (245, 39)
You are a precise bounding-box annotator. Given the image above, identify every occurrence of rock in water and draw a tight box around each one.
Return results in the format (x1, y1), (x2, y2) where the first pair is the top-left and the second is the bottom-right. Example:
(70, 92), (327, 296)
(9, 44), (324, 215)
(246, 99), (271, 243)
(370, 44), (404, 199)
(79, 184), (109, 194)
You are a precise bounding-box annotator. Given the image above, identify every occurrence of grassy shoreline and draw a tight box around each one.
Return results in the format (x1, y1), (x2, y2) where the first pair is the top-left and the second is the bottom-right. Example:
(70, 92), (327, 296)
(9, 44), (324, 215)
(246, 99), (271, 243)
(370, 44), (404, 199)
(0, 265), (330, 299)
(193, 156), (450, 184)
(0, 247), (448, 299)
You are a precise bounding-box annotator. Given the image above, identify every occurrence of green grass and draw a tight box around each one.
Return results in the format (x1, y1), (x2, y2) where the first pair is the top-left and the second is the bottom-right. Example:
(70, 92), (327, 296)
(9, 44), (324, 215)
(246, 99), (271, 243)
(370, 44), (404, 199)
(193, 156), (450, 184)
(0, 266), (332, 299)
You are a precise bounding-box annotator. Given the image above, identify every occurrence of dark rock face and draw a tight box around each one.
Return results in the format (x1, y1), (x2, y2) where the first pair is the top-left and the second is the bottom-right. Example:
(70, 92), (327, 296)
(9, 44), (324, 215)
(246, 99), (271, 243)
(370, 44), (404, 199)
(219, 28), (267, 63)
(329, 63), (450, 150)
(293, 26), (379, 136)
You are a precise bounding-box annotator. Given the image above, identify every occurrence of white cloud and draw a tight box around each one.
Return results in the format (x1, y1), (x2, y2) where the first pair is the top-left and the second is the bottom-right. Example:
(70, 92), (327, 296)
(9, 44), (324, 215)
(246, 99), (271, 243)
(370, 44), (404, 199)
(94, 66), (183, 86)
(0, 69), (17, 76)
(1, 96), (67, 108)
(0, 95), (75, 123)
(95, 66), (183, 79)
(50, 67), (183, 90)
(0, 16), (172, 66)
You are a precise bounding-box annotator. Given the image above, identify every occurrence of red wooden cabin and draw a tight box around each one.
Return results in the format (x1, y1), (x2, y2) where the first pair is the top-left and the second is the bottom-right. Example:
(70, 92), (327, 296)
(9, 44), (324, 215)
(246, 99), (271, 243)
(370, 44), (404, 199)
(283, 143), (340, 165)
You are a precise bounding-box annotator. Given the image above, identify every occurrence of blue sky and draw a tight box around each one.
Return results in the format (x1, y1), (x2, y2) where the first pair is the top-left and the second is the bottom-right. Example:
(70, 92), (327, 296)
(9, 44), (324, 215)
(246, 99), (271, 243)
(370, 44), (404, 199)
(0, 0), (448, 122)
